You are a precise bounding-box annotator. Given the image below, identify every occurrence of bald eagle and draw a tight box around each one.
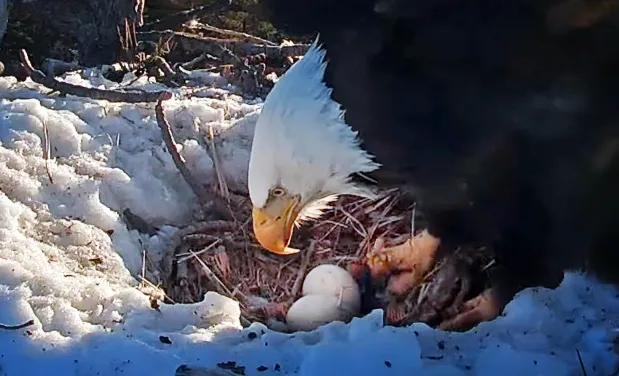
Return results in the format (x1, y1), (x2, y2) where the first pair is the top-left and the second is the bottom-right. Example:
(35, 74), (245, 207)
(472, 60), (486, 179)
(248, 0), (619, 330)
(249, 40), (382, 255)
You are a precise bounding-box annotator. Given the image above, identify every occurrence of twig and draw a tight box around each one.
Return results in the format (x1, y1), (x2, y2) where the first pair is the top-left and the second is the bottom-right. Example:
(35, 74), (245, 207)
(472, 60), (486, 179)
(178, 52), (218, 70)
(138, 275), (176, 304)
(19, 49), (163, 103)
(183, 21), (278, 46)
(576, 348), (588, 376)
(174, 221), (236, 238)
(0, 319), (35, 330)
(290, 241), (316, 299)
(154, 92), (232, 221)
(151, 55), (185, 85)
(155, 92), (208, 202)
(339, 206), (367, 238)
(42, 119), (53, 184)
(186, 250), (235, 297)
(137, 31), (309, 61)
(176, 239), (222, 263)
(140, 249), (147, 287)
(138, 31), (245, 66)
(185, 249), (251, 326)
(205, 125), (229, 200)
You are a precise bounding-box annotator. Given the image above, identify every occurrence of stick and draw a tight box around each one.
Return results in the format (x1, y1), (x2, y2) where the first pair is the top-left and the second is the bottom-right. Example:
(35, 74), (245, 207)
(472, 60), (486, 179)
(205, 125), (229, 200)
(154, 92), (203, 201)
(290, 241), (316, 298)
(183, 21), (278, 46)
(176, 239), (222, 263)
(185, 250), (235, 297)
(19, 49), (164, 103)
(140, 249), (147, 287)
(179, 52), (218, 70)
(0, 319), (34, 330)
(137, 31), (309, 61)
(185, 250), (251, 327)
(139, 31), (245, 66)
(151, 56), (185, 85)
(154, 94), (234, 220)
(576, 348), (588, 376)
(42, 119), (53, 184)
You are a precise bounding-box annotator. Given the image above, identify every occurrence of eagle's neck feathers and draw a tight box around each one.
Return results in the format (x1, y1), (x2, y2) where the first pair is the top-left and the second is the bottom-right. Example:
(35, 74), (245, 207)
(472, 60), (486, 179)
(248, 38), (380, 220)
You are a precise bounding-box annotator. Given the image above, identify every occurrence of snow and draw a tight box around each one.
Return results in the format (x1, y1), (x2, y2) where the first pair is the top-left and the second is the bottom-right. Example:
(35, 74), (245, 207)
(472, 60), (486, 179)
(0, 71), (618, 376)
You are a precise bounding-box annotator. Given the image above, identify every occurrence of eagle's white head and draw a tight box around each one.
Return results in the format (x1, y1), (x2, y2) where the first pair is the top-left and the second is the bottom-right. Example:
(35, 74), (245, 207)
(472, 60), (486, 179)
(248, 38), (381, 255)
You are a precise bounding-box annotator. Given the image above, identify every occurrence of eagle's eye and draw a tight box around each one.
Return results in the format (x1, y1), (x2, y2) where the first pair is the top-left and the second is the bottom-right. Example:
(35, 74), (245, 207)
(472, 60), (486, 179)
(271, 187), (286, 197)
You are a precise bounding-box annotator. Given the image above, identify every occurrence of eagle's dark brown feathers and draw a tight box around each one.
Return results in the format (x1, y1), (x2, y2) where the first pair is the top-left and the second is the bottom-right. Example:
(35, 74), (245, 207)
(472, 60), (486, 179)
(257, 0), (619, 324)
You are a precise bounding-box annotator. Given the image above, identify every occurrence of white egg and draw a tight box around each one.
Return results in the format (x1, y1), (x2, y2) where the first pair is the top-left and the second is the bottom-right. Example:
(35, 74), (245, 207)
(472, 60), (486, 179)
(302, 264), (361, 313)
(286, 294), (355, 332)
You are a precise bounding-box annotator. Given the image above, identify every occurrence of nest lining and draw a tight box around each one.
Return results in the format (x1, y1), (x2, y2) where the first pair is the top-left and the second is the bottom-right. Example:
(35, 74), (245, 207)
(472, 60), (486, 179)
(160, 189), (494, 330)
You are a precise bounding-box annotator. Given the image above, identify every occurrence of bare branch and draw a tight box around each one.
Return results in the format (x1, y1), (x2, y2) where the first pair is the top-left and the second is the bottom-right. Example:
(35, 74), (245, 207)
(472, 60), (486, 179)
(154, 93), (233, 220)
(137, 31), (309, 61)
(42, 119), (54, 184)
(290, 241), (316, 299)
(155, 92), (209, 201)
(183, 21), (278, 46)
(19, 49), (164, 103)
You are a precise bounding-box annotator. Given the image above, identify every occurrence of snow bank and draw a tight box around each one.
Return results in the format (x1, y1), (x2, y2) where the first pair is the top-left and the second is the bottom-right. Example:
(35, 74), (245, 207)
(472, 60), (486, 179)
(0, 72), (618, 376)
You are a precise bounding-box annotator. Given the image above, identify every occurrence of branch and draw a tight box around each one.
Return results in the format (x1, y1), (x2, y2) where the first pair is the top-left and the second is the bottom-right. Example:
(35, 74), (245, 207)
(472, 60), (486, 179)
(178, 52), (219, 70)
(204, 125), (229, 199)
(150, 55), (187, 86)
(154, 93), (233, 220)
(155, 92), (210, 201)
(183, 21), (278, 46)
(138, 31), (244, 66)
(42, 119), (53, 184)
(290, 240), (316, 299)
(137, 31), (309, 61)
(19, 49), (164, 103)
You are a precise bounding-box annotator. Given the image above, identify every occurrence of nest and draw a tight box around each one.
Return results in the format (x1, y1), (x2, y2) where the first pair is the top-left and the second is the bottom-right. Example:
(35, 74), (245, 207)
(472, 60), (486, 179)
(160, 189), (495, 330)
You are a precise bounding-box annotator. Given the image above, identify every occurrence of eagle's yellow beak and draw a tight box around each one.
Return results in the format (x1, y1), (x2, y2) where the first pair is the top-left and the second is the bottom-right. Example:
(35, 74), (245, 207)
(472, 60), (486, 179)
(252, 195), (302, 255)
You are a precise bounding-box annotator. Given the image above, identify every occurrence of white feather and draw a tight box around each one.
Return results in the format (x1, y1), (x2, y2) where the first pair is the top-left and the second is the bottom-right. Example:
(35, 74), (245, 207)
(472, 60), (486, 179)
(248, 37), (381, 220)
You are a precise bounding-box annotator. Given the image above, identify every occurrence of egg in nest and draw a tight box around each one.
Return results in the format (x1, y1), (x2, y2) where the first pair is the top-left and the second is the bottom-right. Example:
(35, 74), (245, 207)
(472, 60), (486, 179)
(286, 264), (362, 332)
